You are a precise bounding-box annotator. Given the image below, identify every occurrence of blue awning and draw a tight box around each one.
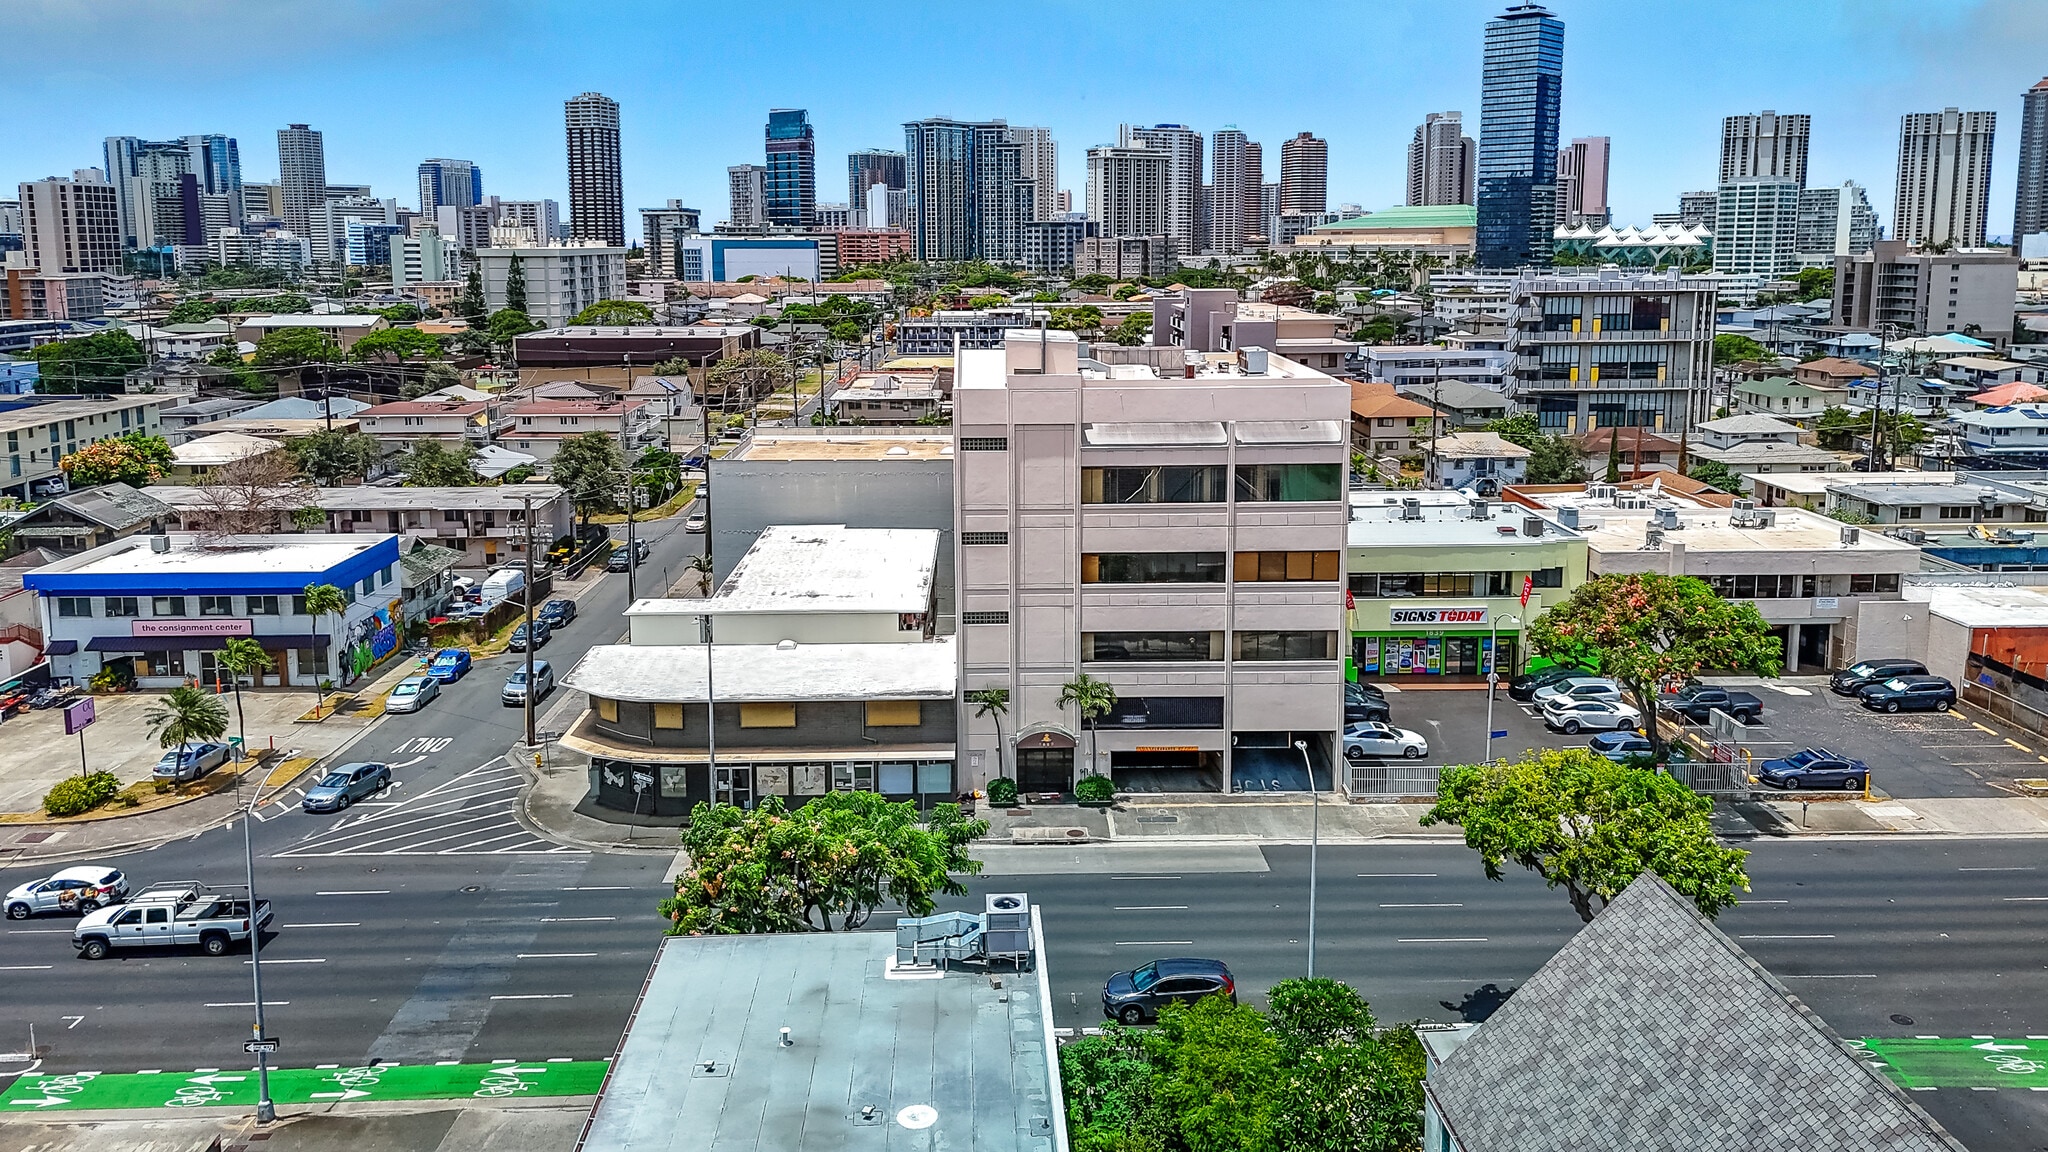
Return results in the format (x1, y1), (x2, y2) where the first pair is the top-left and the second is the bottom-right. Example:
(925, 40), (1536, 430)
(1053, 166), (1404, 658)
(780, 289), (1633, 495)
(85, 633), (328, 652)
(44, 639), (77, 655)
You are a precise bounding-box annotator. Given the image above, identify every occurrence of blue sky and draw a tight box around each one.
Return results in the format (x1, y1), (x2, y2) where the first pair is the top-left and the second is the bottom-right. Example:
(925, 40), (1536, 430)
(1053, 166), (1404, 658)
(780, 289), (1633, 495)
(9, 0), (2046, 242)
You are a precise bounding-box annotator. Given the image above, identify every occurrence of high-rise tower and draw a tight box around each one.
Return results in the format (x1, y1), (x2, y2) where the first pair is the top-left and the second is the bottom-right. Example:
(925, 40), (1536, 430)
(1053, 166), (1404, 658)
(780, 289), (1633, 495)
(765, 108), (816, 228)
(1280, 132), (1328, 215)
(1475, 3), (1565, 267)
(277, 123), (327, 241)
(565, 92), (623, 246)
(1896, 107), (1996, 249)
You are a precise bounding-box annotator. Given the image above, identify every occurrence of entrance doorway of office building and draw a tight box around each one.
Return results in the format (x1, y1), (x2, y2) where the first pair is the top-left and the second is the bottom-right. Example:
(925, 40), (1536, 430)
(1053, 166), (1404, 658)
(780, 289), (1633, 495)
(1014, 730), (1076, 795)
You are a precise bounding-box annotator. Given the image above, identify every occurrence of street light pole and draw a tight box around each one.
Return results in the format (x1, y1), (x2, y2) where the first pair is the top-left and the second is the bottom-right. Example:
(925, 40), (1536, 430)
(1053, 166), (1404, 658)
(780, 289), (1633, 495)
(1485, 612), (1521, 765)
(1294, 739), (1318, 978)
(521, 493), (536, 749)
(240, 776), (274, 1122)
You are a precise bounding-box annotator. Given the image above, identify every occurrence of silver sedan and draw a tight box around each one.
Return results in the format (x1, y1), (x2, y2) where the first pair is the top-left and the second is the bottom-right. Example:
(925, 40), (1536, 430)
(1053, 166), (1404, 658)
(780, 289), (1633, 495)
(384, 675), (440, 714)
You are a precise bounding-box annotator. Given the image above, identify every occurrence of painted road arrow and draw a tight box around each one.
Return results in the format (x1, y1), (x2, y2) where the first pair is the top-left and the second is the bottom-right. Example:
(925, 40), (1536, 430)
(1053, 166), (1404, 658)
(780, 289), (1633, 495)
(0, 1061), (607, 1110)
(1860, 1038), (2048, 1089)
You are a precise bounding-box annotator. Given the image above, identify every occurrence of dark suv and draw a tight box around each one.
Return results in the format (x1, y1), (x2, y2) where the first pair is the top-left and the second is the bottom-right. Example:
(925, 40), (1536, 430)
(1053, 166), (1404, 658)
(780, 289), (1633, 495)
(1830, 658), (1928, 697)
(1857, 674), (1955, 713)
(1345, 681), (1390, 724)
(1102, 957), (1235, 1025)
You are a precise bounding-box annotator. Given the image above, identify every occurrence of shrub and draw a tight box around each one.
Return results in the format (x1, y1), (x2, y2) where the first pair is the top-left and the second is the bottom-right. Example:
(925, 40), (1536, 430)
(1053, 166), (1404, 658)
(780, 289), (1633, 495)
(43, 771), (123, 817)
(987, 777), (1019, 806)
(1075, 774), (1115, 803)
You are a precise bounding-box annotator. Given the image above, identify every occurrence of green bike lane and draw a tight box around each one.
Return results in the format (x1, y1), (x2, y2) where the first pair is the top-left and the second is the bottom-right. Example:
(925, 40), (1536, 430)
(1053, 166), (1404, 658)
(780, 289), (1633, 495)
(1855, 1037), (2048, 1090)
(1, 1060), (607, 1111)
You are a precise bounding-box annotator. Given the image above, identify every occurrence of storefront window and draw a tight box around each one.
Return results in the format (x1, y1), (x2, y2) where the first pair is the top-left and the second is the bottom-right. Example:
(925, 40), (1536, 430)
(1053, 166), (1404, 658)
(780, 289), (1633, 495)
(878, 762), (915, 794)
(915, 762), (952, 794)
(831, 763), (875, 792)
(138, 650), (185, 677)
(296, 647), (330, 676)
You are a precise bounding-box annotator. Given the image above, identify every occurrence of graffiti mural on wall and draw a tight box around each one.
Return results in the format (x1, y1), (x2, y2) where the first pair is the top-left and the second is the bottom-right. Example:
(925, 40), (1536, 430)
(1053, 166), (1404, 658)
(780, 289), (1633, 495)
(339, 599), (404, 685)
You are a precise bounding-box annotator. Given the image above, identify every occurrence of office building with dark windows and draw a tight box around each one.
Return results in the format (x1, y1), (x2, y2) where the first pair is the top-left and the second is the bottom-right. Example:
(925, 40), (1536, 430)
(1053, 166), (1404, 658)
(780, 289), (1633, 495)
(1475, 2), (1564, 267)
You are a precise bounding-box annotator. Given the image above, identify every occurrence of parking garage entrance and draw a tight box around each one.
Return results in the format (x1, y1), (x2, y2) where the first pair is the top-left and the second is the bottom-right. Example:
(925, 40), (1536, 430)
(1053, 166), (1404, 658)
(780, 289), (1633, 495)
(1230, 731), (1333, 793)
(1109, 747), (1225, 793)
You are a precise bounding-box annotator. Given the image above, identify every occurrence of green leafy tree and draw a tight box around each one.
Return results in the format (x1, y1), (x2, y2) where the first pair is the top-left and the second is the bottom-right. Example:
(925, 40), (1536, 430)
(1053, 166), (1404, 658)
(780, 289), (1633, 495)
(1047, 304), (1105, 335)
(457, 268), (487, 323)
(60, 432), (173, 486)
(569, 299), (655, 326)
(1603, 427), (1623, 483)
(31, 330), (146, 393)
(288, 430), (379, 486)
(1348, 315), (1401, 344)
(1424, 747), (1752, 923)
(657, 792), (986, 933)
(349, 327), (443, 363)
(300, 583), (347, 706)
(145, 686), (229, 751)
(686, 553), (713, 596)
(1815, 405), (1923, 457)
(966, 293), (1008, 308)
(549, 430), (627, 527)
(505, 254), (527, 314)
(1793, 267), (1835, 301)
(1151, 997), (1283, 1151)
(1713, 333), (1772, 365)
(249, 293), (311, 314)
(212, 638), (273, 770)
(486, 308), (543, 348)
(966, 688), (1011, 787)
(166, 299), (225, 324)
(1526, 572), (1783, 756)
(633, 446), (681, 507)
(402, 361), (463, 400)
(1069, 273), (1113, 293)
(1104, 312), (1153, 347)
(1525, 434), (1589, 484)
(1687, 459), (1744, 493)
(1058, 673), (1117, 783)
(399, 439), (478, 487)
(252, 326), (340, 367)
(1486, 412), (1540, 449)
(371, 303), (422, 324)
(290, 505), (326, 530)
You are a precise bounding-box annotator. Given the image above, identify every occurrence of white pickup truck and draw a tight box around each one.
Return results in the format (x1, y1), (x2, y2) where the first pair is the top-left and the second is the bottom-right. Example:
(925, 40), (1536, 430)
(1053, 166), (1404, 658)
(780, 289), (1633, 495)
(72, 882), (274, 959)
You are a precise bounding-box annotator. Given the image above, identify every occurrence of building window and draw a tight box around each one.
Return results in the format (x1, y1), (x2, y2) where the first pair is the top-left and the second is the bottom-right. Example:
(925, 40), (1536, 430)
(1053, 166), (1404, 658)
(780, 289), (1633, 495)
(739, 702), (797, 728)
(56, 597), (92, 618)
(153, 596), (187, 616)
(1235, 551), (1341, 582)
(138, 650), (185, 677)
(1234, 463), (1343, 502)
(296, 647), (329, 675)
(1849, 573), (1901, 595)
(103, 596), (140, 618)
(291, 595), (309, 616)
(1234, 631), (1339, 661)
(865, 700), (923, 727)
(1896, 507), (1923, 520)
(1082, 552), (1226, 584)
(961, 531), (1009, 545)
(960, 437), (1008, 451)
(198, 595), (233, 616)
(1531, 566), (1565, 589)
(831, 762), (875, 791)
(594, 697), (619, 722)
(1939, 506), (1973, 520)
(247, 596), (280, 616)
(962, 611), (1010, 625)
(1082, 465), (1228, 504)
(1707, 574), (1802, 599)
(654, 703), (684, 729)
(1083, 632), (1221, 661)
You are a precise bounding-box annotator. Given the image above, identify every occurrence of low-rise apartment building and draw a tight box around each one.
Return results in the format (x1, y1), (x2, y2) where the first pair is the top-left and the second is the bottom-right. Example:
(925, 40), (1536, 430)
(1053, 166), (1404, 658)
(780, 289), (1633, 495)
(560, 525), (956, 815)
(233, 314), (388, 354)
(1506, 268), (1718, 435)
(1349, 382), (1442, 458)
(1345, 492), (1586, 680)
(148, 484), (573, 568)
(0, 395), (168, 500)
(1152, 289), (1357, 375)
(355, 399), (509, 452)
(1833, 241), (2020, 347)
(954, 330), (1351, 796)
(1363, 345), (1514, 390)
(505, 398), (656, 462)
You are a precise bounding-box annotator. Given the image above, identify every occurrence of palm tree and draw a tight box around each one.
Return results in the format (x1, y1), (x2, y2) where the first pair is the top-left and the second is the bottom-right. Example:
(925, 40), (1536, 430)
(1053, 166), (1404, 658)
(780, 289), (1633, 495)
(964, 688), (1011, 786)
(687, 554), (715, 597)
(213, 638), (273, 772)
(146, 686), (229, 754)
(1057, 673), (1117, 783)
(301, 582), (348, 715)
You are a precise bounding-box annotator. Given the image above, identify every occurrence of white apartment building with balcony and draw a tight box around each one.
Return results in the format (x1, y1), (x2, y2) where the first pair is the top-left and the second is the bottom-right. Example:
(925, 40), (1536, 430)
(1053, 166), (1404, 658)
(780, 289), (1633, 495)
(954, 330), (1351, 796)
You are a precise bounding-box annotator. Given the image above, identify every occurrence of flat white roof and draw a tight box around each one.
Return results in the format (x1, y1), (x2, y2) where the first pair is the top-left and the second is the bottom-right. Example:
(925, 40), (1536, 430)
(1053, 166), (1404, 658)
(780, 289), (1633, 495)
(636, 525), (938, 616)
(563, 637), (956, 702)
(1572, 506), (1920, 556)
(237, 314), (385, 328)
(1908, 584), (2048, 628)
(1748, 471), (1955, 495)
(36, 532), (391, 577)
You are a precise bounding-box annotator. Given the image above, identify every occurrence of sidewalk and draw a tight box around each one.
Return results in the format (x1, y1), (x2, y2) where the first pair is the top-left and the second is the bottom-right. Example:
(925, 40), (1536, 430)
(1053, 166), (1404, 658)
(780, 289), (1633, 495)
(0, 1098), (590, 1152)
(511, 688), (679, 855)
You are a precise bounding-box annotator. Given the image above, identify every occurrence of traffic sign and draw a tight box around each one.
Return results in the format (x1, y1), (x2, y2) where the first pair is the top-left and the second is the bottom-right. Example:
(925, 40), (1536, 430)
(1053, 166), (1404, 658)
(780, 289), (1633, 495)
(1491, 730), (1509, 739)
(243, 1038), (279, 1054)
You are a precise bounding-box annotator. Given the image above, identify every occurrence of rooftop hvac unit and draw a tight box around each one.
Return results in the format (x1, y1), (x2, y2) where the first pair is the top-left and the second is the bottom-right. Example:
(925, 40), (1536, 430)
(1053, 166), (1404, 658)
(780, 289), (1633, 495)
(1655, 507), (1682, 530)
(1754, 509), (1776, 527)
(1588, 483), (1617, 500)
(1559, 506), (1582, 529)
(1401, 497), (1423, 520)
(1840, 525), (1861, 545)
(983, 893), (1032, 958)
(1645, 527), (1665, 549)
(1733, 498), (1757, 512)
(1469, 499), (1491, 520)
(1523, 515), (1545, 537)
(149, 535), (171, 554)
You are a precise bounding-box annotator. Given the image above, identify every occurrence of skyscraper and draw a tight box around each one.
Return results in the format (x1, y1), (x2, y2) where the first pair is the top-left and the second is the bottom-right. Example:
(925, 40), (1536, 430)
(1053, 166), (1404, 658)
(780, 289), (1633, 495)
(1243, 141), (1264, 243)
(1085, 143), (1170, 243)
(1121, 125), (1204, 256)
(565, 92), (623, 246)
(847, 150), (907, 206)
(1713, 178), (1801, 275)
(1209, 128), (1255, 255)
(1408, 112), (1475, 207)
(417, 158), (482, 212)
(1795, 182), (1879, 261)
(276, 124), (327, 242)
(1476, 3), (1565, 267)
(104, 134), (242, 250)
(902, 118), (1033, 262)
(728, 165), (767, 229)
(1280, 132), (1328, 214)
(1720, 111), (1810, 186)
(1010, 127), (1060, 222)
(2016, 79), (2048, 244)
(1896, 107), (1996, 249)
(1554, 136), (1609, 226)
(764, 108), (816, 228)
(18, 172), (121, 274)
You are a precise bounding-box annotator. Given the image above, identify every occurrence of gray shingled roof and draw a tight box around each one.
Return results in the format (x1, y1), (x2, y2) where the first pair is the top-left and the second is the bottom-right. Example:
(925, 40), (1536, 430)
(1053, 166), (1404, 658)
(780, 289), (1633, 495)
(1426, 875), (1967, 1152)
(46, 483), (170, 531)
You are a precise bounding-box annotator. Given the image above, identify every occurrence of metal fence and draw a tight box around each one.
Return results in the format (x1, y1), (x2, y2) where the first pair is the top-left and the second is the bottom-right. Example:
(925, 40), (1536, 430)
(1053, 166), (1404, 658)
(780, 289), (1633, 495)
(1346, 763), (1441, 800)
(1667, 755), (1749, 797)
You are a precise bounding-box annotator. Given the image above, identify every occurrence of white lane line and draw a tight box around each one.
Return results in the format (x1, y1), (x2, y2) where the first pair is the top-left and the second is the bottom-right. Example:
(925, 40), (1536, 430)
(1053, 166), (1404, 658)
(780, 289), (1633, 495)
(540, 916), (614, 922)
(1960, 866), (2036, 871)
(563, 886), (631, 891)
(2002, 897), (2048, 902)
(0, 964), (54, 970)
(7, 929), (74, 934)
(490, 994), (575, 1000)
(1380, 903), (1464, 908)
(1781, 974), (1877, 979)
(245, 958), (325, 965)
(1397, 937), (1488, 943)
(281, 922), (359, 929)
(205, 1001), (289, 1007)
(315, 890), (390, 896)
(1358, 873), (1438, 878)
(1113, 940), (1194, 947)
(296, 811), (516, 855)
(516, 952), (599, 959)
(1113, 906), (1190, 911)
(1743, 899), (1791, 904)
(1109, 875), (1179, 881)
(1737, 934), (1836, 940)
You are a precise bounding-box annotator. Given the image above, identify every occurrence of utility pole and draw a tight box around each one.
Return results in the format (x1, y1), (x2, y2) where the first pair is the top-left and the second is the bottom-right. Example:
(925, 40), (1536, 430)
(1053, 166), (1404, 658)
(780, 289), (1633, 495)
(241, 775), (275, 1122)
(521, 492), (537, 748)
(1294, 739), (1318, 977)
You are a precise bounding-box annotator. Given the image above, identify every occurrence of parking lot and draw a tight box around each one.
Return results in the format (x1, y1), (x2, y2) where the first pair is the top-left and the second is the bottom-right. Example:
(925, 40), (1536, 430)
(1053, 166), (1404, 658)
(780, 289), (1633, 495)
(1362, 681), (1590, 767)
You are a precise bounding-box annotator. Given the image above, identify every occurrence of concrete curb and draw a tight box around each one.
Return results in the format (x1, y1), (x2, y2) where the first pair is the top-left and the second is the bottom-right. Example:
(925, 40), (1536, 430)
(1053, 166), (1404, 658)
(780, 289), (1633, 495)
(507, 744), (675, 856)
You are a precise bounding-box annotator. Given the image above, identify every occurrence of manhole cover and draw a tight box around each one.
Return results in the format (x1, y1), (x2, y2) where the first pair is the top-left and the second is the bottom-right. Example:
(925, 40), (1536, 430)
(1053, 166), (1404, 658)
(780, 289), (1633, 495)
(462, 885), (482, 893)
(1890, 1013), (1915, 1026)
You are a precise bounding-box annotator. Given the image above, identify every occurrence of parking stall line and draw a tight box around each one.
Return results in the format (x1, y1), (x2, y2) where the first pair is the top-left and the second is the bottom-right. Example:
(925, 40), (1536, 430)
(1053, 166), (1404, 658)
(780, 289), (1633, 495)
(315, 890), (390, 896)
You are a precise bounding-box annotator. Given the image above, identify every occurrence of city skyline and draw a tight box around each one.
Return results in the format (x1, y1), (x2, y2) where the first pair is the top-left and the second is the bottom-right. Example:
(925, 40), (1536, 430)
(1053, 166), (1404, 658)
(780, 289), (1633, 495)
(6, 0), (2047, 244)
